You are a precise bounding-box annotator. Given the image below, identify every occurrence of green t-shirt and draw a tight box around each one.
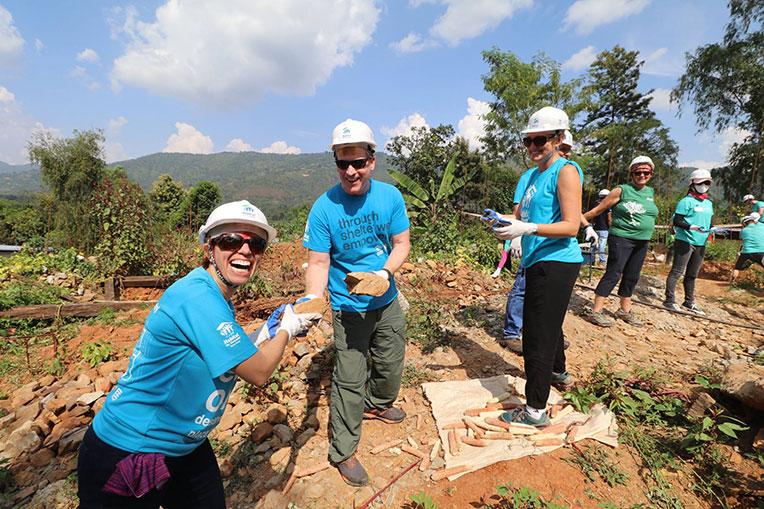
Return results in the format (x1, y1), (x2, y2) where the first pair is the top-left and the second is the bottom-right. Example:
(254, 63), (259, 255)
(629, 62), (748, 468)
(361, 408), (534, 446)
(741, 222), (764, 254)
(608, 184), (658, 241)
(752, 201), (764, 222)
(674, 195), (714, 246)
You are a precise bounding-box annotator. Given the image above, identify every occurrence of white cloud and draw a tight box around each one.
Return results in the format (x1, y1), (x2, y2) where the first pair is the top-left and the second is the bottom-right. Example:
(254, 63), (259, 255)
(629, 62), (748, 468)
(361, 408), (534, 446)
(110, 1), (380, 107)
(457, 97), (490, 150)
(257, 140), (301, 155)
(0, 5), (24, 68)
(719, 126), (751, 162)
(0, 86), (59, 164)
(563, 0), (650, 35)
(647, 88), (673, 111)
(641, 47), (680, 76)
(390, 32), (437, 54)
(107, 116), (128, 133)
(225, 138), (254, 152)
(678, 160), (722, 171)
(104, 142), (129, 163)
(562, 46), (597, 72)
(34, 38), (43, 52)
(76, 48), (100, 63)
(70, 65), (100, 91)
(163, 122), (214, 154)
(381, 113), (430, 148)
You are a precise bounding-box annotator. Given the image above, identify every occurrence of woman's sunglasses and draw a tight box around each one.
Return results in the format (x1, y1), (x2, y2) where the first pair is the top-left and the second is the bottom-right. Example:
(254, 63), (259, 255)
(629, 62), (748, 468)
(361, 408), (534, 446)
(211, 233), (267, 254)
(694, 180), (711, 186)
(631, 171), (653, 177)
(522, 134), (556, 148)
(335, 158), (369, 170)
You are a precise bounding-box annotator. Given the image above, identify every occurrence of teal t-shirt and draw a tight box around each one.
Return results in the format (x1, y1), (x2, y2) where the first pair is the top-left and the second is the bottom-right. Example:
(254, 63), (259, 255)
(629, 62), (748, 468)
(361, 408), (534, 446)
(741, 222), (764, 254)
(517, 157), (584, 268)
(752, 201), (764, 222)
(303, 180), (410, 311)
(93, 268), (258, 456)
(674, 195), (714, 246)
(513, 169), (533, 205)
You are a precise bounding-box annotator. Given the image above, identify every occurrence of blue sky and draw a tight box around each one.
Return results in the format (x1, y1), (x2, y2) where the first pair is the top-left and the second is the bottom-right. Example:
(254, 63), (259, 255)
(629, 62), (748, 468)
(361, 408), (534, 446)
(0, 0), (737, 171)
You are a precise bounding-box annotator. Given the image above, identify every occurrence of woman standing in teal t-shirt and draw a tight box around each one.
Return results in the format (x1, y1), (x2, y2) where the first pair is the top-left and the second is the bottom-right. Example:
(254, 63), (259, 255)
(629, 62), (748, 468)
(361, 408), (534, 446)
(663, 170), (716, 315)
(491, 106), (583, 428)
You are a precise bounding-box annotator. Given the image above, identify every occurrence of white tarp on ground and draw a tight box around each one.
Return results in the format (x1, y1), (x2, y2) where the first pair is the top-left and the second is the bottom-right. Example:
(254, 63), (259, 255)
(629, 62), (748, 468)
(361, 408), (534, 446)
(423, 375), (619, 480)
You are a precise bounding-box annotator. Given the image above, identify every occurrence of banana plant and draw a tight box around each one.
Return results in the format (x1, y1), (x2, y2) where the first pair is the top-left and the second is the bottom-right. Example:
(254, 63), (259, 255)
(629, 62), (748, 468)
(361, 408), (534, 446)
(388, 154), (473, 222)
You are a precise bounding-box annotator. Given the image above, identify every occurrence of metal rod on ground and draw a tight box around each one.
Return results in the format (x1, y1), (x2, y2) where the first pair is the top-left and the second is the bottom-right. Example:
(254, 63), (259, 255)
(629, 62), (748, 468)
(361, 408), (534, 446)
(574, 282), (764, 331)
(354, 459), (420, 509)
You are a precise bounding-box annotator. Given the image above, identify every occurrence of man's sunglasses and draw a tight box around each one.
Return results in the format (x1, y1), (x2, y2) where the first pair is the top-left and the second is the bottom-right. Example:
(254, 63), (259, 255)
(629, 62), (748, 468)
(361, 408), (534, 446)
(631, 171), (653, 177)
(211, 233), (267, 254)
(335, 158), (369, 170)
(522, 134), (556, 148)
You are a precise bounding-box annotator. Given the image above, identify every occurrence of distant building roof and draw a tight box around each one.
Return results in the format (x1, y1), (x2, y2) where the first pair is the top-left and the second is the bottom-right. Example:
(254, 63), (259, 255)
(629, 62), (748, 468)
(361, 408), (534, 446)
(0, 245), (22, 252)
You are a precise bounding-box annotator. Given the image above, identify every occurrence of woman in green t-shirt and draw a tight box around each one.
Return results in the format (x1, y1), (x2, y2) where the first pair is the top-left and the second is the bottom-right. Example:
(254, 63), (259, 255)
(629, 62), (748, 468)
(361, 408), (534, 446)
(581, 156), (659, 327)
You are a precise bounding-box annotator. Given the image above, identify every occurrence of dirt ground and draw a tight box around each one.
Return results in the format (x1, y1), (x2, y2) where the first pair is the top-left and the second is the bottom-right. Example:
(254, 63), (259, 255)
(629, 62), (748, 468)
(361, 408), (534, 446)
(2, 241), (763, 508)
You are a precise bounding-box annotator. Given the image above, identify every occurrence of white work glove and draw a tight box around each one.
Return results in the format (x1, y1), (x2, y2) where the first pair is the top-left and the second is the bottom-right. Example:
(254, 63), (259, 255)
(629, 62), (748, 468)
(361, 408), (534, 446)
(295, 294), (318, 305)
(372, 269), (390, 280)
(493, 219), (538, 240)
(276, 304), (322, 341)
(509, 236), (522, 258)
(584, 225), (598, 244)
(689, 225), (702, 231)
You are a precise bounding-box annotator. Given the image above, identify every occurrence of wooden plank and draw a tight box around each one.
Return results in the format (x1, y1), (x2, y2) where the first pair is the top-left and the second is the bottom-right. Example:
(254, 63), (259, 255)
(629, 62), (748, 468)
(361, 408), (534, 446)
(0, 301), (156, 320)
(120, 275), (179, 288)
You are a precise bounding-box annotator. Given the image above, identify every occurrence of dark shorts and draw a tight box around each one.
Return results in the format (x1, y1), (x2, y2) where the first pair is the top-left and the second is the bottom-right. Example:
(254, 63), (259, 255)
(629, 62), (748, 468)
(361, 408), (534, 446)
(735, 252), (764, 270)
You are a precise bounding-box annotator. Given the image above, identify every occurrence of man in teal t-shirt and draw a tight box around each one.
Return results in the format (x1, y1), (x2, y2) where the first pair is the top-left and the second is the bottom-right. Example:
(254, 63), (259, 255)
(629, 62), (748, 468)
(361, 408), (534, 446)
(303, 119), (410, 487)
(731, 214), (764, 283)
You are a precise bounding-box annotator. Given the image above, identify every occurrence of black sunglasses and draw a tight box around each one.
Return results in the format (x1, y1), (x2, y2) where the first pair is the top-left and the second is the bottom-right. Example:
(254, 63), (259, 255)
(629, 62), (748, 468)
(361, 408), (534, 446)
(211, 233), (267, 254)
(522, 134), (556, 148)
(631, 171), (653, 177)
(695, 180), (711, 186)
(335, 158), (369, 170)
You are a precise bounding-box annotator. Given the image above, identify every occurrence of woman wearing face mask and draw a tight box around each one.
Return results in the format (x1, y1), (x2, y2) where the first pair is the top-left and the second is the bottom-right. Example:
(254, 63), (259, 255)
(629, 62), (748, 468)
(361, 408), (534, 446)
(77, 201), (322, 509)
(491, 106), (583, 427)
(663, 170), (715, 315)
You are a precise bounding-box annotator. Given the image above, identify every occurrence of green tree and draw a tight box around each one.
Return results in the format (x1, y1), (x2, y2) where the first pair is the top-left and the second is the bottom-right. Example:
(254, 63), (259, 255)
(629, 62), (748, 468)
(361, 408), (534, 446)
(27, 129), (106, 249)
(174, 181), (221, 232)
(673, 0), (763, 198)
(579, 46), (677, 190)
(149, 174), (186, 224)
(0, 198), (45, 245)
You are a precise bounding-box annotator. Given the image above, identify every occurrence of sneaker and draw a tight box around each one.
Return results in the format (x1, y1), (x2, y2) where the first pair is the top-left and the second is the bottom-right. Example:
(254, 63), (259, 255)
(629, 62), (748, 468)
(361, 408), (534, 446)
(682, 303), (706, 316)
(615, 309), (643, 326)
(491, 269), (501, 278)
(582, 308), (614, 327)
(499, 336), (523, 353)
(499, 406), (550, 427)
(363, 406), (406, 424)
(335, 455), (369, 487)
(662, 301), (680, 312)
(551, 371), (575, 390)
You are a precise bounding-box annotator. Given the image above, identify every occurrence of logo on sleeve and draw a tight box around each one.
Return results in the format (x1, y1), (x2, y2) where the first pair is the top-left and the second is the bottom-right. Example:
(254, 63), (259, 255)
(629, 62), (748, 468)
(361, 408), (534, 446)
(217, 322), (241, 348)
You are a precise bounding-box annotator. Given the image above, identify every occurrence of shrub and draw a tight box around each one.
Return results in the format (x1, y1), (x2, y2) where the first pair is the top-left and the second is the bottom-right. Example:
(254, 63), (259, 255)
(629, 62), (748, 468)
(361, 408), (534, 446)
(81, 341), (112, 367)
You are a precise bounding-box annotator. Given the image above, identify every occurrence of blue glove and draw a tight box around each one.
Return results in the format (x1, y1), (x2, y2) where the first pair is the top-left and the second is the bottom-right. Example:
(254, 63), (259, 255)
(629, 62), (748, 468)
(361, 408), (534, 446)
(481, 208), (512, 227)
(250, 304), (286, 346)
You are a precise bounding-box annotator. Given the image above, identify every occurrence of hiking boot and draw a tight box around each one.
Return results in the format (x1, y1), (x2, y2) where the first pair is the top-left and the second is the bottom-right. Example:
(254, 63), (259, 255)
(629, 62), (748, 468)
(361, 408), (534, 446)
(363, 406), (406, 424)
(582, 308), (614, 327)
(499, 336), (522, 353)
(499, 406), (549, 428)
(551, 371), (575, 390)
(682, 303), (706, 316)
(663, 301), (680, 312)
(615, 309), (643, 326)
(335, 455), (369, 487)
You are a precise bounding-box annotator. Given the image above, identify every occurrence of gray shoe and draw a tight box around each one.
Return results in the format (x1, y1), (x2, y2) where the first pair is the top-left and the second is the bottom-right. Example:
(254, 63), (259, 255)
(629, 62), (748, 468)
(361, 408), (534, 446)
(662, 301), (680, 312)
(615, 309), (643, 326)
(335, 455), (369, 487)
(583, 308), (614, 327)
(682, 303), (706, 316)
(551, 371), (575, 390)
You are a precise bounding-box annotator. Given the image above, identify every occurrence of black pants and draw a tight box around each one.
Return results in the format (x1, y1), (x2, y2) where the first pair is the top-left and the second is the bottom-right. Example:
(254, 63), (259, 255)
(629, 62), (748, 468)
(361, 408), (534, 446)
(594, 234), (649, 298)
(665, 239), (705, 305)
(522, 261), (580, 410)
(77, 427), (225, 509)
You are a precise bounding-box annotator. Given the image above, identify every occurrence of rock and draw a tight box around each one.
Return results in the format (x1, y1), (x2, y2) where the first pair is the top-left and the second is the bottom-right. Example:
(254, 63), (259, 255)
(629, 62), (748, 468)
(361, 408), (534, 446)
(13, 486), (36, 504)
(44, 416), (88, 448)
(15, 469), (37, 487)
(295, 353), (314, 374)
(94, 377), (112, 393)
(57, 426), (87, 454)
(268, 447), (290, 467)
(74, 373), (92, 388)
(43, 398), (66, 415)
(266, 404), (288, 424)
(97, 359), (128, 378)
(721, 362), (764, 412)
(295, 428), (315, 447)
(13, 401), (41, 429)
(304, 482), (324, 500)
(754, 428), (764, 450)
(293, 342), (310, 359)
(4, 421), (41, 459)
(688, 392), (717, 420)
(218, 407), (242, 432)
(272, 424), (293, 444)
(29, 447), (55, 468)
(288, 380), (307, 395)
(27, 479), (69, 508)
(38, 375), (56, 388)
(11, 388), (35, 408)
(251, 422), (273, 443)
(0, 411), (16, 429)
(218, 458), (234, 478)
(255, 442), (272, 454)
(431, 457), (445, 469)
(76, 391), (104, 407)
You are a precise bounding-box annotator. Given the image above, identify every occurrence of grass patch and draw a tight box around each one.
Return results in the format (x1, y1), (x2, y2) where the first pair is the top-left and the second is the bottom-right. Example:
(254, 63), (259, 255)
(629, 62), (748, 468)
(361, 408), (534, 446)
(401, 363), (439, 388)
(564, 446), (628, 487)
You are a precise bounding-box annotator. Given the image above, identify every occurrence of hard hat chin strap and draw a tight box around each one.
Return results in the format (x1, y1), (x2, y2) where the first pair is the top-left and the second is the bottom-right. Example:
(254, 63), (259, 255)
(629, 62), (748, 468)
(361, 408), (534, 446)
(209, 250), (239, 289)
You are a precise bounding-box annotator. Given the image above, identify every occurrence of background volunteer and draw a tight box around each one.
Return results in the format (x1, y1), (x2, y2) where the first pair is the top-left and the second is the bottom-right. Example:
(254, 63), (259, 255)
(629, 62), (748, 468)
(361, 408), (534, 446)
(303, 119), (410, 487)
(590, 189), (611, 264)
(491, 239), (512, 278)
(582, 156), (658, 327)
(492, 107), (583, 427)
(664, 169), (716, 315)
(731, 212), (764, 283)
(78, 201), (320, 508)
(743, 194), (764, 223)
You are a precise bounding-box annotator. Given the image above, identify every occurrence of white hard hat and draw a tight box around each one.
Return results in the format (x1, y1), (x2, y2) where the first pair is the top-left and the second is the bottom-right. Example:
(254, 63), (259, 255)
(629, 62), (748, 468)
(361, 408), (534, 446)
(629, 155), (654, 170)
(689, 168), (712, 183)
(330, 118), (376, 150)
(743, 194), (755, 202)
(198, 200), (277, 245)
(561, 130), (574, 148)
(522, 107), (569, 134)
(598, 189), (610, 197)
(743, 212), (760, 224)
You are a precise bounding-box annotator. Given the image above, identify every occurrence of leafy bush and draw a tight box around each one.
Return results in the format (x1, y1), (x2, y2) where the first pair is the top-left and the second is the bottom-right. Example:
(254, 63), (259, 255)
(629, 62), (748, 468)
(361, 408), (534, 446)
(272, 204), (310, 241)
(411, 215), (497, 270)
(0, 282), (67, 310)
(148, 229), (200, 276)
(704, 239), (739, 263)
(81, 341), (112, 367)
(0, 247), (95, 280)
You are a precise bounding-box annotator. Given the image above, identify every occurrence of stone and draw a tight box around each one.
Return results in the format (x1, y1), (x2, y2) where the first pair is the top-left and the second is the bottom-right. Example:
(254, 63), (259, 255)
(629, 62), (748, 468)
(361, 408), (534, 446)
(272, 424), (293, 444)
(345, 271), (389, 297)
(753, 427), (764, 450)
(4, 422), (41, 459)
(92, 397), (105, 413)
(44, 416), (88, 448)
(13, 486), (36, 504)
(76, 391), (104, 407)
(688, 392), (717, 420)
(14, 469), (36, 487)
(431, 457), (445, 470)
(74, 373), (92, 388)
(721, 362), (764, 412)
(251, 422), (273, 443)
(288, 380), (306, 395)
(29, 447), (55, 468)
(295, 428), (315, 447)
(305, 413), (320, 430)
(254, 442), (272, 454)
(43, 398), (66, 415)
(13, 401), (41, 429)
(218, 459), (234, 478)
(38, 375), (56, 388)
(304, 482), (324, 500)
(97, 358), (128, 378)
(293, 342), (310, 359)
(0, 411), (16, 429)
(11, 388), (35, 408)
(94, 377), (112, 393)
(268, 447), (290, 467)
(28, 479), (69, 509)
(58, 426), (87, 454)
(266, 404), (287, 424)
(218, 407), (242, 432)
